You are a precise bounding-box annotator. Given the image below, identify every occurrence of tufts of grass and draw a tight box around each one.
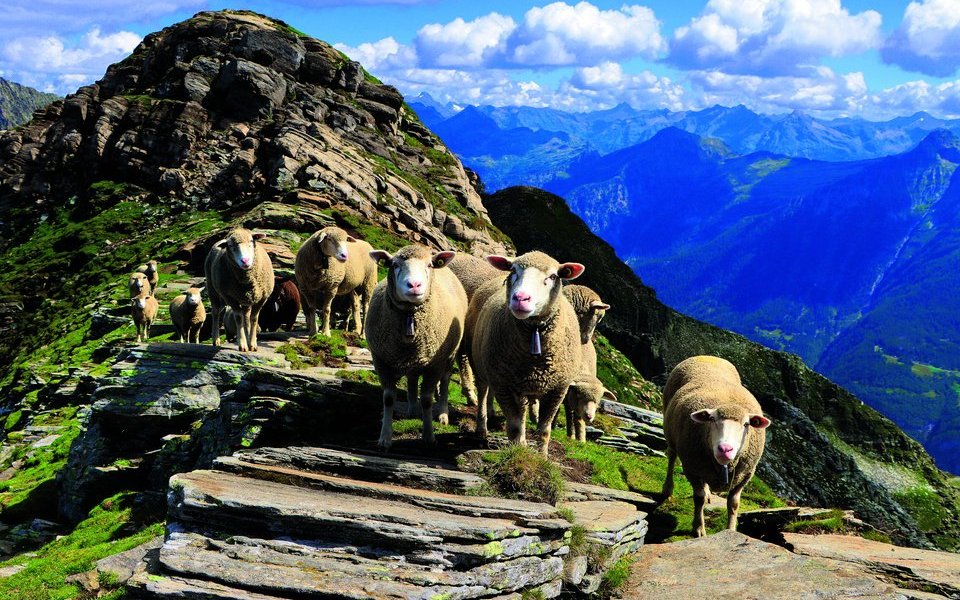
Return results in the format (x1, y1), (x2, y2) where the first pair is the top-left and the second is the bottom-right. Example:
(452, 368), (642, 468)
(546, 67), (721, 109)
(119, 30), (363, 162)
(275, 332), (349, 369)
(596, 554), (634, 598)
(335, 369), (379, 385)
(392, 419), (458, 436)
(783, 509), (847, 534)
(479, 445), (565, 505)
(0, 491), (164, 600)
(893, 486), (948, 532)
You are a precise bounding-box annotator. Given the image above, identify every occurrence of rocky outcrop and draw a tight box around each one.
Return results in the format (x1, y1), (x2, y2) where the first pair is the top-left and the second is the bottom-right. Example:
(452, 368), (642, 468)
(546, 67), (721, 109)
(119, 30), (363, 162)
(484, 185), (960, 550)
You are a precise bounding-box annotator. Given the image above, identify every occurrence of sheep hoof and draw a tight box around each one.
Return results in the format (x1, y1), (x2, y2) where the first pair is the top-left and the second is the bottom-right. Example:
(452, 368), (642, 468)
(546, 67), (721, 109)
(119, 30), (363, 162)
(377, 438), (392, 452)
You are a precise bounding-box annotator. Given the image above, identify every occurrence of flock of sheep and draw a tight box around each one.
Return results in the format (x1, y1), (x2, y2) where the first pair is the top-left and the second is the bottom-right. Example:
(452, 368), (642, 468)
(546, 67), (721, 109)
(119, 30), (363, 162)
(124, 225), (772, 536)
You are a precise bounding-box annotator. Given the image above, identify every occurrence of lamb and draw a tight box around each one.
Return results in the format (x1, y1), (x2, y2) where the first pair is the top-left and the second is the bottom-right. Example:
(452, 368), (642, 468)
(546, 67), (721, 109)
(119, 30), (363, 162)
(136, 260), (159, 289)
(204, 228), (275, 352)
(295, 227), (378, 337)
(128, 273), (151, 298)
(471, 251), (585, 457)
(660, 355), (772, 537)
(364, 245), (467, 450)
(169, 287), (206, 343)
(565, 374), (616, 442)
(258, 276), (301, 332)
(130, 295), (158, 343)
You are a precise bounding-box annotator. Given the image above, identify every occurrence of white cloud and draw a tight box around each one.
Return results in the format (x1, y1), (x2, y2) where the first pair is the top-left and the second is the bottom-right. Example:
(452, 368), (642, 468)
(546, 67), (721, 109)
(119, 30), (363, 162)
(415, 13), (516, 68)
(867, 79), (960, 118)
(686, 66), (868, 114)
(0, 26), (141, 95)
(335, 37), (418, 72)
(882, 0), (960, 77)
(564, 63), (686, 110)
(670, 0), (882, 76)
(0, 0), (205, 37)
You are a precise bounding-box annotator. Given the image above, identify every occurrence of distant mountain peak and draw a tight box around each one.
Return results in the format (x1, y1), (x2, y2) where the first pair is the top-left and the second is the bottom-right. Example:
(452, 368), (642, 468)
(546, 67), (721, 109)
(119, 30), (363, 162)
(918, 128), (959, 148)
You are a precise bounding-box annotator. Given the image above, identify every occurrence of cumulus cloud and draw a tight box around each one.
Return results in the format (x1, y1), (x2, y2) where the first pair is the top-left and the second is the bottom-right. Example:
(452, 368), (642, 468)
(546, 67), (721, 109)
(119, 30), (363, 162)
(867, 79), (960, 118)
(564, 62), (686, 110)
(686, 66), (868, 114)
(0, 0), (205, 37)
(670, 0), (882, 76)
(507, 2), (664, 67)
(416, 13), (516, 68)
(882, 0), (960, 77)
(335, 37), (418, 72)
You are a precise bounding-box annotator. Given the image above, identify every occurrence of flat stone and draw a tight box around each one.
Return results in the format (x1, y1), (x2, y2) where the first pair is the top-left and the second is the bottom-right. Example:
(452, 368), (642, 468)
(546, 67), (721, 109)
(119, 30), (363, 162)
(561, 500), (644, 535)
(223, 445), (487, 493)
(785, 533), (960, 598)
(623, 530), (900, 599)
(599, 400), (663, 427)
(0, 564), (25, 577)
(563, 482), (658, 511)
(96, 535), (164, 584)
(30, 434), (61, 448)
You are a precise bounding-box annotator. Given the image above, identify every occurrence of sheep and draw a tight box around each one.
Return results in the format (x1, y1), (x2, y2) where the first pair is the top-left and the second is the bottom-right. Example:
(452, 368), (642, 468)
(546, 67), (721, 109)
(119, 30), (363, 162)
(128, 273), (151, 298)
(471, 251), (585, 457)
(295, 227), (378, 337)
(364, 245), (467, 450)
(565, 373), (616, 442)
(136, 260), (159, 289)
(563, 284), (610, 345)
(204, 228), (275, 352)
(130, 295), (158, 343)
(660, 355), (772, 537)
(259, 276), (301, 332)
(169, 287), (206, 343)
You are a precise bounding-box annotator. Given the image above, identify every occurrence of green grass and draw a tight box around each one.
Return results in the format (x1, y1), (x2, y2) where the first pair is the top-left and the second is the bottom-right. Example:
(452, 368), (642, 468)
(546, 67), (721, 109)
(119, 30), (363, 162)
(478, 445), (565, 505)
(0, 492), (164, 600)
(392, 419), (458, 436)
(334, 369), (379, 384)
(594, 333), (662, 411)
(275, 332), (349, 369)
(894, 486), (949, 532)
(596, 554), (634, 598)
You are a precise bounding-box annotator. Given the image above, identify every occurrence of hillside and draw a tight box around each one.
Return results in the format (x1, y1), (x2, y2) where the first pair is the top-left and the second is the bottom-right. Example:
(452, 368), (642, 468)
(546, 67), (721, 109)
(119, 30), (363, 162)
(0, 78), (59, 129)
(0, 9), (958, 599)
(484, 185), (960, 551)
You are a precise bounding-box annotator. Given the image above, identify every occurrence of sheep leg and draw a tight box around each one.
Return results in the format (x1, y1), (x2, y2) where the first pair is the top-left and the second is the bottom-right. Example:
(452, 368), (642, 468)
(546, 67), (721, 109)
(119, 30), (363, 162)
(360, 293), (372, 335)
(457, 352), (478, 406)
(661, 448), (676, 499)
(727, 473), (751, 531)
(528, 398), (539, 427)
(350, 292), (363, 334)
(378, 378), (399, 451)
(692, 478), (709, 537)
(190, 323), (201, 344)
(420, 373), (441, 446)
(250, 301), (265, 352)
(534, 391), (565, 458)
(476, 381), (489, 439)
(320, 294), (334, 337)
(304, 296), (318, 337)
(210, 305), (221, 347)
(436, 367), (451, 426)
(238, 306), (253, 352)
(565, 394), (574, 437)
(575, 415), (586, 442)
(499, 392), (525, 446)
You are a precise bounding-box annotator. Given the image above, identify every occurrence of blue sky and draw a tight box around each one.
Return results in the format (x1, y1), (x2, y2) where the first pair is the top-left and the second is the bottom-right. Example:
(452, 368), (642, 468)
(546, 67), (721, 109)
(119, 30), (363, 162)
(2, 0), (960, 119)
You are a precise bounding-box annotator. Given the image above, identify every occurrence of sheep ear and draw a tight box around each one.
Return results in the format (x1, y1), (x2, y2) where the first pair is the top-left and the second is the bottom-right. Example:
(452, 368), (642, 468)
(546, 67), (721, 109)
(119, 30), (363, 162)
(487, 255), (513, 271)
(557, 263), (585, 280)
(315, 232), (327, 245)
(213, 240), (227, 249)
(691, 409), (716, 424)
(370, 250), (393, 265)
(252, 233), (267, 241)
(602, 388), (617, 402)
(346, 235), (358, 243)
(591, 301), (611, 311)
(749, 415), (771, 429)
(432, 251), (456, 268)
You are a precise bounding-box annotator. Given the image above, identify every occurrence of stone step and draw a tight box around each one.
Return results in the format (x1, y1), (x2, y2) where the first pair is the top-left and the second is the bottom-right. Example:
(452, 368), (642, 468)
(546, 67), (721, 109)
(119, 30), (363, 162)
(169, 470), (568, 561)
(147, 530), (564, 599)
(599, 400), (663, 428)
(221, 445), (486, 494)
(564, 481), (658, 512)
(560, 500), (649, 594)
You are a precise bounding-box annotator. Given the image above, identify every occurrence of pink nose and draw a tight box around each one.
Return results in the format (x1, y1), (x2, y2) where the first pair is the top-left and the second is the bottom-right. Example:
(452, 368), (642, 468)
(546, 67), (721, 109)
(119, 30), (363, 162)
(241, 257), (252, 266)
(513, 291), (532, 303)
(407, 280), (423, 293)
(338, 252), (348, 261)
(717, 443), (735, 459)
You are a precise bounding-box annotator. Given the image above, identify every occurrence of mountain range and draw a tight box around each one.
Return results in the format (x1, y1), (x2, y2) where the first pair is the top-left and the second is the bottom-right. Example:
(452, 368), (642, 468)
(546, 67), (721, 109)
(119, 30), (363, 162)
(414, 96), (960, 475)
(0, 78), (58, 129)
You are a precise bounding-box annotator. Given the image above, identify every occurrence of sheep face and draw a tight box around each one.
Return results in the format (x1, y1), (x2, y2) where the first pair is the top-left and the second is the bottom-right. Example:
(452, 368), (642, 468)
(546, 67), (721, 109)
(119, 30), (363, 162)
(223, 229), (266, 271)
(581, 301), (609, 344)
(184, 288), (203, 306)
(691, 404), (771, 466)
(488, 252), (585, 320)
(315, 227), (355, 263)
(143, 260), (158, 275)
(129, 273), (148, 293)
(572, 382), (615, 423)
(371, 246), (456, 306)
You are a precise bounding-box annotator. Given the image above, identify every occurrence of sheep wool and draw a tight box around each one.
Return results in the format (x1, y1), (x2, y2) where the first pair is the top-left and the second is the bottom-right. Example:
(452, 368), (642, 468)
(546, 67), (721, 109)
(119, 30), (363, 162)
(136, 260), (159, 288)
(295, 226), (377, 337)
(564, 373), (615, 442)
(365, 245), (467, 450)
(471, 251), (584, 457)
(563, 284), (610, 345)
(661, 355), (772, 537)
(447, 253), (501, 301)
(204, 228), (275, 352)
(131, 295), (158, 343)
(169, 287), (206, 343)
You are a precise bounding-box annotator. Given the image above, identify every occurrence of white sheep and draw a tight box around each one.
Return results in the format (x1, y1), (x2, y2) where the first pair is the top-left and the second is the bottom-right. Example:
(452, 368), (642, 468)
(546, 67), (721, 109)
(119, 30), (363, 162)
(295, 226), (378, 337)
(169, 287), (206, 343)
(130, 295), (158, 343)
(204, 228), (275, 352)
(470, 251), (585, 457)
(661, 355), (772, 537)
(565, 373), (616, 442)
(128, 272), (151, 298)
(560, 284), (611, 439)
(136, 260), (159, 289)
(364, 245), (467, 450)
